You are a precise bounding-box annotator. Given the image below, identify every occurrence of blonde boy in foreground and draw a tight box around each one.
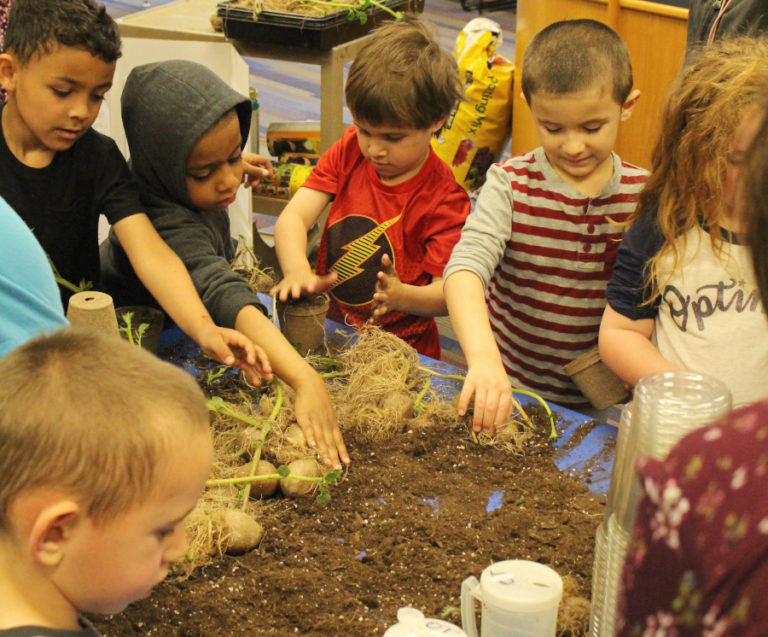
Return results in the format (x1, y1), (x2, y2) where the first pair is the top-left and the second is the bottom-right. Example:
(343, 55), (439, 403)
(271, 17), (470, 360)
(0, 0), (264, 379)
(0, 329), (213, 636)
(444, 19), (646, 432)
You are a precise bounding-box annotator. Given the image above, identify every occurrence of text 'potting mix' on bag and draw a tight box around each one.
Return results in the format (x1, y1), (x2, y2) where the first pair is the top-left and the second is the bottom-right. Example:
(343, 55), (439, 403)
(431, 18), (514, 192)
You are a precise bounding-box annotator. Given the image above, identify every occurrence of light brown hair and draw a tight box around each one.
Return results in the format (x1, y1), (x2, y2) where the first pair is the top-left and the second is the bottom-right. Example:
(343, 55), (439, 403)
(344, 16), (462, 130)
(633, 37), (768, 302)
(0, 328), (209, 531)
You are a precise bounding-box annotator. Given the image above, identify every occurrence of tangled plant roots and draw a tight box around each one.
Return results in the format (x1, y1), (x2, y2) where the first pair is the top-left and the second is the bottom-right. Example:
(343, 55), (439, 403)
(327, 326), (429, 440)
(557, 575), (591, 636)
(180, 324), (537, 574)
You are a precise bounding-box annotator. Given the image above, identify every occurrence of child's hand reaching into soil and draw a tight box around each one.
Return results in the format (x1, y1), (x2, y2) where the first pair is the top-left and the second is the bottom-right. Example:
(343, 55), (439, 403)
(371, 254), (404, 320)
(293, 374), (350, 469)
(458, 356), (514, 435)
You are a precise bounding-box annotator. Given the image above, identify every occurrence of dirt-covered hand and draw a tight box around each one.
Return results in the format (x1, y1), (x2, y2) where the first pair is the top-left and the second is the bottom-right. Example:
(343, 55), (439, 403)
(270, 270), (338, 303)
(293, 376), (350, 469)
(241, 152), (274, 188)
(196, 325), (273, 385)
(458, 359), (513, 435)
(371, 253), (402, 320)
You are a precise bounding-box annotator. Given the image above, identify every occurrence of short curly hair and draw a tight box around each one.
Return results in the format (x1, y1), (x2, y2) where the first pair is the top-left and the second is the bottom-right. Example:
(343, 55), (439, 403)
(4, 0), (120, 65)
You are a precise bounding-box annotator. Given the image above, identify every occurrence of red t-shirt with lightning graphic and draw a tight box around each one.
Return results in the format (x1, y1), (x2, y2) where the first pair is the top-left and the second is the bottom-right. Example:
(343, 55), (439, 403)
(305, 126), (470, 359)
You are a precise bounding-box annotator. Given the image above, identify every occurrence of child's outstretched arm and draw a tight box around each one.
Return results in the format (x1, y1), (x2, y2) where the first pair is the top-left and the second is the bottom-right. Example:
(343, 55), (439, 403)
(371, 253), (447, 319)
(445, 270), (513, 435)
(236, 305), (349, 469)
(111, 214), (268, 381)
(599, 303), (677, 387)
(271, 187), (337, 301)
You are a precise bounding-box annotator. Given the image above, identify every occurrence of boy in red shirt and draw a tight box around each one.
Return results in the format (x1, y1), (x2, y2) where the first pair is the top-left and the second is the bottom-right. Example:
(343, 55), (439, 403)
(272, 17), (470, 359)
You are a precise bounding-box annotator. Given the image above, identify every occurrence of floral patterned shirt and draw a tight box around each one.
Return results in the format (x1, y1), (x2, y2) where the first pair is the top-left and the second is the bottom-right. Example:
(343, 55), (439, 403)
(0, 0), (11, 102)
(617, 401), (768, 636)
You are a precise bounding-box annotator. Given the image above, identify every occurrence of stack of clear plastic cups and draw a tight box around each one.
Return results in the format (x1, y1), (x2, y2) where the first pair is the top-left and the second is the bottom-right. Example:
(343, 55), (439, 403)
(620, 370), (731, 530)
(591, 372), (731, 636)
(589, 519), (609, 637)
(590, 403), (632, 637)
(601, 513), (630, 636)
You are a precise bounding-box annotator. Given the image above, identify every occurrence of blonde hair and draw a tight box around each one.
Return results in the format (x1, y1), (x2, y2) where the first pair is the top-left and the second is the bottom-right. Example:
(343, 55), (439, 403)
(633, 37), (768, 302)
(345, 16), (462, 130)
(0, 328), (209, 531)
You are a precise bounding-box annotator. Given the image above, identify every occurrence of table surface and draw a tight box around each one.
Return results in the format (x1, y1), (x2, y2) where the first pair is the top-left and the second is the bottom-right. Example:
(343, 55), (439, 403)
(158, 293), (617, 496)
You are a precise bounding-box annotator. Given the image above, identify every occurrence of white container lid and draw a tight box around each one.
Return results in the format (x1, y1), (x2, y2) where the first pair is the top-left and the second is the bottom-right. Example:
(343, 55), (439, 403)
(384, 607), (468, 637)
(479, 560), (563, 613)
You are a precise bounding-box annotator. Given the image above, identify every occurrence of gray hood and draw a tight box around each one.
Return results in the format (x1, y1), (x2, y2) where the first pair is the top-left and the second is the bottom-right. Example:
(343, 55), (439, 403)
(121, 59), (251, 208)
(100, 60), (264, 329)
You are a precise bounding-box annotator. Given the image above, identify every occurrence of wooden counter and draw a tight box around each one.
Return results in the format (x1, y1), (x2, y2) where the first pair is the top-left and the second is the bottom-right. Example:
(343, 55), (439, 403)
(512, 0), (689, 170)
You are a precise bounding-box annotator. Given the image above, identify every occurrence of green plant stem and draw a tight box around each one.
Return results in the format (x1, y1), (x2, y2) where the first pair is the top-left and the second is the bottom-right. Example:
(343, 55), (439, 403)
(418, 366), (558, 440)
(413, 377), (431, 414)
(206, 396), (263, 428)
(319, 371), (349, 380)
(239, 382), (283, 508)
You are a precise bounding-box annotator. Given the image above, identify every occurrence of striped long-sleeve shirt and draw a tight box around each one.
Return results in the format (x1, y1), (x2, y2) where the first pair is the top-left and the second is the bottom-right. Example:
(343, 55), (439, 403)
(444, 147), (647, 409)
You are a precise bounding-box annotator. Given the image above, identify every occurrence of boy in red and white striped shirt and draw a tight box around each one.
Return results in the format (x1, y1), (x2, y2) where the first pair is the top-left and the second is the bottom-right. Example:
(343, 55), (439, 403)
(444, 19), (647, 432)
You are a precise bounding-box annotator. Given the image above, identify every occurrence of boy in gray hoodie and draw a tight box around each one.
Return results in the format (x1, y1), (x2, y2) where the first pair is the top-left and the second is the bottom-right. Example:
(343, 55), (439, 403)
(100, 60), (348, 469)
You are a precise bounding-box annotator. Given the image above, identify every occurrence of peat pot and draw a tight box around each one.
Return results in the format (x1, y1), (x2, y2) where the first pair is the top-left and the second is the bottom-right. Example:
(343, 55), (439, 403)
(563, 347), (629, 410)
(276, 293), (329, 355)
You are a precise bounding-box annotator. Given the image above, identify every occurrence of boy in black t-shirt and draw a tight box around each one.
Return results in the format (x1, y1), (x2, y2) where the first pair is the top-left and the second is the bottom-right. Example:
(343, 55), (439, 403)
(0, 0), (265, 377)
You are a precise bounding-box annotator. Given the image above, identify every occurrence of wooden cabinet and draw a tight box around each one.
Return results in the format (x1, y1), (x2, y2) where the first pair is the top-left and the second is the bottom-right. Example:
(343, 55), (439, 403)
(512, 0), (688, 170)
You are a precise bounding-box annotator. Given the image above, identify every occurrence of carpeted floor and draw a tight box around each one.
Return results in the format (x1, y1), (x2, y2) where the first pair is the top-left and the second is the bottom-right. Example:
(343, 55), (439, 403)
(102, 0), (516, 153)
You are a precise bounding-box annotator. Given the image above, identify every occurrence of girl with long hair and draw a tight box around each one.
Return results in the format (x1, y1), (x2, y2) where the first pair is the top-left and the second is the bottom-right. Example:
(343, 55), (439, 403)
(599, 37), (768, 406)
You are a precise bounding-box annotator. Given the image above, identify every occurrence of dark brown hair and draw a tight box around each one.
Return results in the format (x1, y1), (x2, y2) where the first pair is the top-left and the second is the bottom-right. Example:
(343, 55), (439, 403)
(521, 19), (633, 105)
(4, 0), (121, 65)
(345, 16), (462, 130)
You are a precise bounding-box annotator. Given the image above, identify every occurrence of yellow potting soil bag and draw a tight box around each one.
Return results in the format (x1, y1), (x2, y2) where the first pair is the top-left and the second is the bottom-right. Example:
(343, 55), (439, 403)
(432, 18), (514, 191)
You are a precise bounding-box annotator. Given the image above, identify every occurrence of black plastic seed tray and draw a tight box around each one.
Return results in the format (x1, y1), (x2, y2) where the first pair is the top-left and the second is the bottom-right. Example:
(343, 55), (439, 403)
(217, 0), (424, 50)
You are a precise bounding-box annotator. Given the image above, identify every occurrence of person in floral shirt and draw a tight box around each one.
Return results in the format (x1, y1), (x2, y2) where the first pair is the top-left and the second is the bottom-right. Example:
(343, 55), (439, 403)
(0, 0), (11, 101)
(616, 92), (768, 636)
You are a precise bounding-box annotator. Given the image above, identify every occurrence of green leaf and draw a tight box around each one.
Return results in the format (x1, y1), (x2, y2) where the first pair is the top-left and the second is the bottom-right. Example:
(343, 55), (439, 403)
(323, 469), (342, 484)
(316, 490), (331, 506)
(277, 464), (291, 478)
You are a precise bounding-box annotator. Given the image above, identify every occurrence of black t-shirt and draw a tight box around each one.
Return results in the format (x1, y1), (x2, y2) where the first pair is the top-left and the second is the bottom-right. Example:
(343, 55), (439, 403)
(0, 104), (142, 302)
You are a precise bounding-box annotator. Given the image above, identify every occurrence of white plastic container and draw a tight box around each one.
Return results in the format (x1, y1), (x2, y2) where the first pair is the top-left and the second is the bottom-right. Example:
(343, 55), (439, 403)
(461, 560), (563, 637)
(384, 607), (468, 636)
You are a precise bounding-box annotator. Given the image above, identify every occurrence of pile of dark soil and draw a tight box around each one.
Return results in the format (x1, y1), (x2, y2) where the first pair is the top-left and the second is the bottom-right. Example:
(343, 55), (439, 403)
(91, 408), (603, 636)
